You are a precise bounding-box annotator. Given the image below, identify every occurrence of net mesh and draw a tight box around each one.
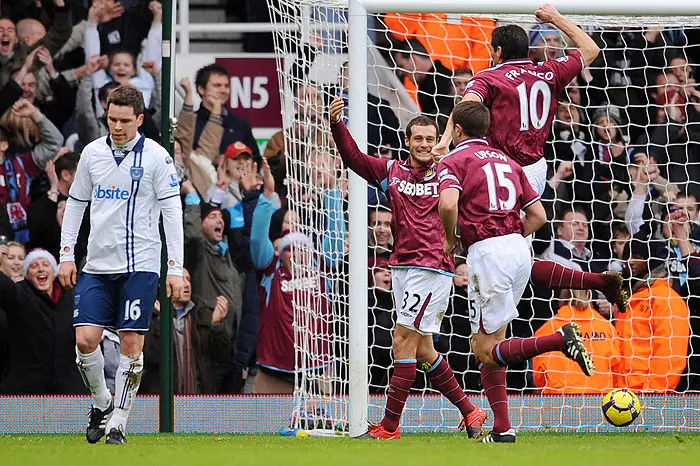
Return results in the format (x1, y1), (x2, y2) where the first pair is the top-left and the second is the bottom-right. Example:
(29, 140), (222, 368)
(267, 0), (700, 432)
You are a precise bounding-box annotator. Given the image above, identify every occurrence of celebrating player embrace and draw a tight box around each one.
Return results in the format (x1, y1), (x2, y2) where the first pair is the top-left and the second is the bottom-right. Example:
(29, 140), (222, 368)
(438, 101), (594, 443)
(330, 97), (487, 439)
(434, 4), (628, 311)
(59, 86), (184, 445)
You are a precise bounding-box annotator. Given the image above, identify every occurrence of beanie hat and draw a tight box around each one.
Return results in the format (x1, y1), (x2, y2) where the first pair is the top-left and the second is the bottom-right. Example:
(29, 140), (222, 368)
(529, 24), (561, 47)
(276, 231), (313, 255)
(23, 249), (59, 277)
(591, 105), (623, 127)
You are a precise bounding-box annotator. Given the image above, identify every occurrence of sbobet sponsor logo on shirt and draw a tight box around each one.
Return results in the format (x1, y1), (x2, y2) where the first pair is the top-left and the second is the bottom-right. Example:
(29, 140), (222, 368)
(94, 185), (130, 201)
(395, 180), (439, 197)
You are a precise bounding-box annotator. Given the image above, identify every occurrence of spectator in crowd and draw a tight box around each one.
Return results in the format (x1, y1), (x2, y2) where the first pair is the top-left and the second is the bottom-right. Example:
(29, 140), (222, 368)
(181, 179), (243, 393)
(12, 46), (75, 131)
(0, 248), (85, 394)
(368, 204), (392, 256)
(617, 238), (691, 392)
(0, 0), (72, 89)
(207, 142), (259, 209)
(143, 269), (231, 394)
(91, 0), (156, 59)
(529, 23), (564, 62)
(368, 254), (394, 393)
(250, 158), (343, 393)
(194, 63), (259, 158)
(644, 83), (700, 200)
(540, 206), (607, 273)
(533, 289), (622, 394)
(609, 222), (631, 272)
(175, 76), (223, 195)
(391, 39), (455, 131)
(335, 61), (402, 157)
(84, 1), (162, 117)
(0, 241), (26, 282)
(451, 67), (473, 105)
(383, 13), (494, 72)
(0, 100), (63, 243)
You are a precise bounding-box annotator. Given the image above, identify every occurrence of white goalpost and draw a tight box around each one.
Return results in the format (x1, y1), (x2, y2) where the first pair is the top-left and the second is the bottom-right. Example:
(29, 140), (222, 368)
(267, 0), (700, 437)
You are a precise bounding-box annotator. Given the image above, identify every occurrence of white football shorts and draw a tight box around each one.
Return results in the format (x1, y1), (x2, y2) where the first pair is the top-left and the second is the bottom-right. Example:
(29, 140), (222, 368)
(521, 157), (547, 248)
(391, 267), (453, 336)
(466, 234), (532, 335)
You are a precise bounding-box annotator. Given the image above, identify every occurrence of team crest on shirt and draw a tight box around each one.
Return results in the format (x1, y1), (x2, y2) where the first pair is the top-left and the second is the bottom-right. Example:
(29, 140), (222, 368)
(130, 167), (144, 181)
(423, 167), (436, 181)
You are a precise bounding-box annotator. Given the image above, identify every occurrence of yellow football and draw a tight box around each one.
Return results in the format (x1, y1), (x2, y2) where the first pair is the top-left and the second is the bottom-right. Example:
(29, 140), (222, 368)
(602, 388), (641, 427)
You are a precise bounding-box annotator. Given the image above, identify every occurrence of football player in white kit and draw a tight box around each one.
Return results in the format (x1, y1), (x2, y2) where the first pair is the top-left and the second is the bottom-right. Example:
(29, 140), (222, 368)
(59, 86), (184, 444)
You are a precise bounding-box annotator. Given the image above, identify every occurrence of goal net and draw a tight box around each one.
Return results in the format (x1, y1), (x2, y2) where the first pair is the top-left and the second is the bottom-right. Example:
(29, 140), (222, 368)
(266, 0), (700, 434)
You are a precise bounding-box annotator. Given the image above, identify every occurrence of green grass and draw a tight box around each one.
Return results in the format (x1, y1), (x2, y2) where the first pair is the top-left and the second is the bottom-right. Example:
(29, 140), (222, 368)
(1, 433), (699, 466)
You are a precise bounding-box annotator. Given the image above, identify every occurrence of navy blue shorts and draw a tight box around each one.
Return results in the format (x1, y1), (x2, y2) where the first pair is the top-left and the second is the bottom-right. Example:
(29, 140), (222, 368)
(73, 272), (159, 332)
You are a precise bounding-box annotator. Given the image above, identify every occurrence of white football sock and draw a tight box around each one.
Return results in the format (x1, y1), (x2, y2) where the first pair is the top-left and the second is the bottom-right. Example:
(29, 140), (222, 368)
(76, 347), (112, 410)
(107, 352), (144, 433)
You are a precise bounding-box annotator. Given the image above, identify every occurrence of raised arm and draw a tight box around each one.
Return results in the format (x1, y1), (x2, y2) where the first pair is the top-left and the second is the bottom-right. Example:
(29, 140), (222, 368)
(9, 100), (64, 170)
(250, 159), (277, 270)
(329, 96), (390, 188)
(535, 4), (599, 66)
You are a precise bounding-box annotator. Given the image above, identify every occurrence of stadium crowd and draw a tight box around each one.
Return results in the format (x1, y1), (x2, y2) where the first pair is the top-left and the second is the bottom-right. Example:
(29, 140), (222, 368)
(0, 1), (699, 397)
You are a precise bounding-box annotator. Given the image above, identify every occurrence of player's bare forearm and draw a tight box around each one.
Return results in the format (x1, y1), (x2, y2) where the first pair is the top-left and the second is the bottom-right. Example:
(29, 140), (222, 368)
(438, 190), (459, 244)
(522, 200), (547, 236)
(545, 6), (599, 66)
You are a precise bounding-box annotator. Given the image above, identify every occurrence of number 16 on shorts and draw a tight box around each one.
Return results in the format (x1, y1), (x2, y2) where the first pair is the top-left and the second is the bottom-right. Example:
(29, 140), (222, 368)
(391, 268), (452, 336)
(124, 299), (141, 321)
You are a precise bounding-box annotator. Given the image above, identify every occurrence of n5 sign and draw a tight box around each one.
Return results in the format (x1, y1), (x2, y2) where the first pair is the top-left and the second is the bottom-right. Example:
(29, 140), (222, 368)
(215, 57), (281, 128)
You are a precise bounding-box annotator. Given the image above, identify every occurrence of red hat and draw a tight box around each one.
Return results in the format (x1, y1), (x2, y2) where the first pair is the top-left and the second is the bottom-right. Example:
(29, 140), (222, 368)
(224, 141), (253, 159)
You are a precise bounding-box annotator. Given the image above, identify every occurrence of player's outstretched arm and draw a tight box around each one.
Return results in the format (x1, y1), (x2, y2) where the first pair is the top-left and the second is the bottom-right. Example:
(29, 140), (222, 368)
(522, 199), (547, 237)
(535, 4), (599, 66)
(329, 96), (390, 186)
(432, 93), (482, 160)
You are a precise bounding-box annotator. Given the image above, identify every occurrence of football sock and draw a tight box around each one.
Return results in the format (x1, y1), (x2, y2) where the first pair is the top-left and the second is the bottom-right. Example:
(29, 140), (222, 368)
(425, 355), (475, 418)
(491, 333), (565, 367)
(530, 260), (606, 291)
(76, 347), (112, 411)
(107, 352), (144, 433)
(380, 360), (417, 432)
(478, 361), (511, 434)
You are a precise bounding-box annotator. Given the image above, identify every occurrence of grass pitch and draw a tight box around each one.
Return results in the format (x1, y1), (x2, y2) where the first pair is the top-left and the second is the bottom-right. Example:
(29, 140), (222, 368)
(1, 433), (698, 466)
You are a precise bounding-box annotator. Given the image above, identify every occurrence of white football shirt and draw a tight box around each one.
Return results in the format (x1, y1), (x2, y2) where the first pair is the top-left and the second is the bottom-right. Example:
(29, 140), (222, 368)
(60, 134), (184, 276)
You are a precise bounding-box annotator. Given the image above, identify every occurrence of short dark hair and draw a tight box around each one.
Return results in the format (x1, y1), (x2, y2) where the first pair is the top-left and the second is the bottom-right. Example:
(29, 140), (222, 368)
(453, 67), (474, 78)
(107, 86), (145, 116)
(491, 24), (530, 61)
(406, 115), (438, 139)
(393, 38), (430, 60)
(368, 203), (392, 225)
(556, 205), (589, 223)
(98, 81), (120, 103)
(0, 125), (7, 144)
(195, 63), (228, 96)
(55, 152), (79, 176)
(452, 101), (490, 138)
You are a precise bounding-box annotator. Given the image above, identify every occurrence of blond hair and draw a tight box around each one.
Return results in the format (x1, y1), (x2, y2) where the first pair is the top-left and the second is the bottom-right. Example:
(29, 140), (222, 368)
(0, 110), (40, 149)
